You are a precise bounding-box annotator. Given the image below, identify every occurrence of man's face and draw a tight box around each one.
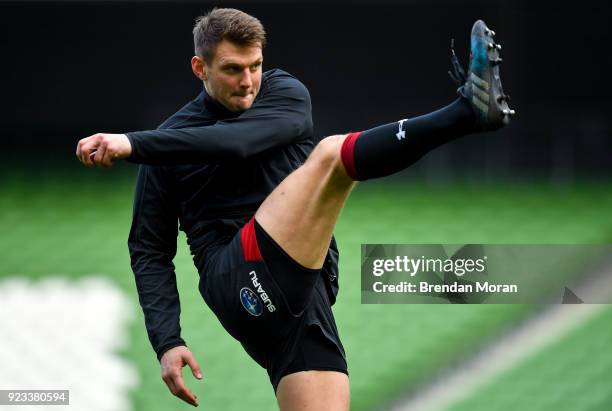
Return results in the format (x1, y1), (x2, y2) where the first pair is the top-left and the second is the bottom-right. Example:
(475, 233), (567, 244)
(203, 39), (263, 112)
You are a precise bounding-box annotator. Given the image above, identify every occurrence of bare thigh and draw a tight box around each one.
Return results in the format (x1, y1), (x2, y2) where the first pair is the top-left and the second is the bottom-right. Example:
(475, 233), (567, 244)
(255, 134), (355, 269)
(276, 371), (350, 411)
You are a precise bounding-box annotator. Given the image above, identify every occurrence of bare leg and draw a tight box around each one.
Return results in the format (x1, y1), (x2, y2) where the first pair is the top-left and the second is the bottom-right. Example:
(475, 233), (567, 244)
(255, 134), (354, 269)
(255, 93), (486, 269)
(276, 371), (350, 411)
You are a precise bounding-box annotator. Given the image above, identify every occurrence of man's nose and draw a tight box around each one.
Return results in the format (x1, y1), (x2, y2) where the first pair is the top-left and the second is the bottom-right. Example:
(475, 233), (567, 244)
(239, 69), (252, 88)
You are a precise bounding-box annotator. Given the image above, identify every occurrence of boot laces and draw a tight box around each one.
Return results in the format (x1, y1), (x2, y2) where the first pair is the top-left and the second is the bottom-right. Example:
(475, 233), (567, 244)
(448, 38), (467, 86)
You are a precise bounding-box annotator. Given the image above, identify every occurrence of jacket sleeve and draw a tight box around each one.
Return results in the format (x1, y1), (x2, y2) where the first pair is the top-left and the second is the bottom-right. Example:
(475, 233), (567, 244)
(128, 164), (185, 360)
(125, 74), (313, 165)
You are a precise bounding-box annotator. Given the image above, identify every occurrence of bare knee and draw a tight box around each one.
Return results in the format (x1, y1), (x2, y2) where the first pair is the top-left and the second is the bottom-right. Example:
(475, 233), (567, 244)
(307, 134), (350, 178)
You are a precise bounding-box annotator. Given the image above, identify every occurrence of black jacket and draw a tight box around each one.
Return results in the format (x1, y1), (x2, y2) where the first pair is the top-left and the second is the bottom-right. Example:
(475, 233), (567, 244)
(126, 69), (340, 360)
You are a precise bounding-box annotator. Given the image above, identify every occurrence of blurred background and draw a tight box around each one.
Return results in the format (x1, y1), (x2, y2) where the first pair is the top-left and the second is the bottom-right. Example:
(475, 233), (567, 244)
(1, 1), (611, 410)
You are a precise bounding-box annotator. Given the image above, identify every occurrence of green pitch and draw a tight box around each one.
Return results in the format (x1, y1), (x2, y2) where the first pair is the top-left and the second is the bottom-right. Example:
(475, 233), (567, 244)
(446, 305), (612, 411)
(1, 170), (611, 411)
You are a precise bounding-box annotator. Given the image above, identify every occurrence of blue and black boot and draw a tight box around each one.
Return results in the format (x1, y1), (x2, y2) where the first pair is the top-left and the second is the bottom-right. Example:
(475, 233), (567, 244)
(449, 19), (515, 131)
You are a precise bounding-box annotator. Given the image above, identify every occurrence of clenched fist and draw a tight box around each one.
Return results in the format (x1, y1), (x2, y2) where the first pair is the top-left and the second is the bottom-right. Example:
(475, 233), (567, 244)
(76, 133), (132, 168)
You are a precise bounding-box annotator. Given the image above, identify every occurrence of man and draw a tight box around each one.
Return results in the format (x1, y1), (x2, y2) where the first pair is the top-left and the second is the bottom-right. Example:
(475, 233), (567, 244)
(76, 8), (514, 410)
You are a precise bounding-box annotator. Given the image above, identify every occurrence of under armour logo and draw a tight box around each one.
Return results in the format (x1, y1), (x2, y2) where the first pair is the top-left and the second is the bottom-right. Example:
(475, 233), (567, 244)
(396, 119), (407, 140)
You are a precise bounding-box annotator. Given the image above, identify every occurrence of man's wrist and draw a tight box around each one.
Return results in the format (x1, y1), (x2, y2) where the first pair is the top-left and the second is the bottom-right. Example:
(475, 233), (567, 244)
(124, 132), (137, 162)
(156, 341), (188, 361)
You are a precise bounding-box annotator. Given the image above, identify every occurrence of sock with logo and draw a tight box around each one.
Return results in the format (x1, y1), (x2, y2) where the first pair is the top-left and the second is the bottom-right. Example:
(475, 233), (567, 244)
(340, 97), (476, 180)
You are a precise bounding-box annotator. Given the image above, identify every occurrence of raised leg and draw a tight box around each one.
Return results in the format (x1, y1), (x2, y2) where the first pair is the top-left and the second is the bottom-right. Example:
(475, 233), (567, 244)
(256, 19), (514, 270)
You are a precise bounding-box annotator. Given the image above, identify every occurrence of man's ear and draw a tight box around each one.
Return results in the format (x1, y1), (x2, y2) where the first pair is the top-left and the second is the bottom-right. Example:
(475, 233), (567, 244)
(191, 56), (207, 81)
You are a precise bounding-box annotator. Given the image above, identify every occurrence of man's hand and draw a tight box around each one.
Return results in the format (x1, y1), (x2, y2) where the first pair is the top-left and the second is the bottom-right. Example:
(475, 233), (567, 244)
(75, 133), (132, 168)
(160, 346), (203, 407)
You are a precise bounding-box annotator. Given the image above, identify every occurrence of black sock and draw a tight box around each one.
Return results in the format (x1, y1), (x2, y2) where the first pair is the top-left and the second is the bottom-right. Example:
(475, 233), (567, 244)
(341, 97), (476, 180)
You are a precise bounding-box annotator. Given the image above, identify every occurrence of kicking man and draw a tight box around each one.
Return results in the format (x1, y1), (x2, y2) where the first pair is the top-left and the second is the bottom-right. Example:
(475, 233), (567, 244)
(76, 8), (514, 410)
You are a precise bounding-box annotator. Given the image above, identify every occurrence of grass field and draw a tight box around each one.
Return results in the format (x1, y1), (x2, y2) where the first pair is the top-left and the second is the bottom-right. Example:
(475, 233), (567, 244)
(1, 170), (611, 411)
(446, 305), (612, 411)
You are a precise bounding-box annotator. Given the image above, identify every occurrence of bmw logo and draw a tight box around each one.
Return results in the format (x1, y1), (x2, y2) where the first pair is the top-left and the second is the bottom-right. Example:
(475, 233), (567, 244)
(239, 287), (262, 316)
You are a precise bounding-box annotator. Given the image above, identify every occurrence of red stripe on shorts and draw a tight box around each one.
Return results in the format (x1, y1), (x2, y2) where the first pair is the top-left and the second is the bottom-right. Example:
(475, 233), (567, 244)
(241, 216), (263, 261)
(340, 132), (362, 181)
